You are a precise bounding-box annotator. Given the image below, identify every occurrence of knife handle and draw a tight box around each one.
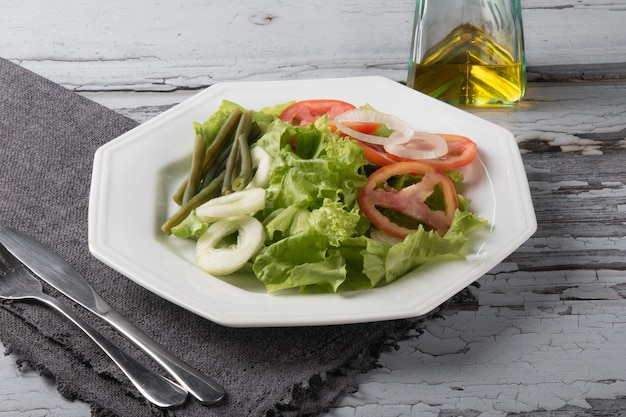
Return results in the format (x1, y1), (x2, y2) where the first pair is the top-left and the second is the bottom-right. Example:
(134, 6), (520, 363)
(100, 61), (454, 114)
(38, 293), (188, 408)
(101, 309), (226, 405)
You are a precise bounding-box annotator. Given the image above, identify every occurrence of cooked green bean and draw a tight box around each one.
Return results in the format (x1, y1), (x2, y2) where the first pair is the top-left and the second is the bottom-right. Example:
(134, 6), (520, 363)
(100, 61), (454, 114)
(202, 145), (230, 188)
(200, 108), (242, 177)
(172, 108), (243, 205)
(182, 134), (208, 204)
(221, 134), (239, 195)
(232, 130), (252, 192)
(249, 121), (262, 144)
(162, 171), (226, 235)
(172, 175), (188, 206)
(222, 111), (252, 195)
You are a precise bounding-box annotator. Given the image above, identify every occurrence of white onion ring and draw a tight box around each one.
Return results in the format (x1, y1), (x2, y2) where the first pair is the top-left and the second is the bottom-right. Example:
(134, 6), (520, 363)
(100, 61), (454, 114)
(384, 132), (448, 160)
(333, 109), (414, 145)
(246, 146), (272, 189)
(195, 215), (265, 275)
(195, 187), (265, 222)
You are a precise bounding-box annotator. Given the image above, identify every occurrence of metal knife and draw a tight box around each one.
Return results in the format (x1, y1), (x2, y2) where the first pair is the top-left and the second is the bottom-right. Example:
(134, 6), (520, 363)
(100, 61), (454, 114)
(0, 226), (225, 405)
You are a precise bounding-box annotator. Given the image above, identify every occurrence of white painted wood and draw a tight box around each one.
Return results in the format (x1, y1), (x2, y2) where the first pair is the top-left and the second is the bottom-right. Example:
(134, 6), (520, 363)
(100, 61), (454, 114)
(1, 0), (625, 91)
(0, 342), (90, 416)
(2, 1), (626, 416)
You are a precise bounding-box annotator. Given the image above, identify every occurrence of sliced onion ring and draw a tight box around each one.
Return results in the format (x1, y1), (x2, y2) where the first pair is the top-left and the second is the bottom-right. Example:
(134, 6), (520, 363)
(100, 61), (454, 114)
(195, 215), (265, 275)
(333, 109), (414, 146)
(383, 132), (448, 160)
(195, 187), (265, 222)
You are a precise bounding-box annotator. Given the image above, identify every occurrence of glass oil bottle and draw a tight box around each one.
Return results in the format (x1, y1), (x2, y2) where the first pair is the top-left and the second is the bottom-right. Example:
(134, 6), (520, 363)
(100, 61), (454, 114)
(407, 0), (526, 106)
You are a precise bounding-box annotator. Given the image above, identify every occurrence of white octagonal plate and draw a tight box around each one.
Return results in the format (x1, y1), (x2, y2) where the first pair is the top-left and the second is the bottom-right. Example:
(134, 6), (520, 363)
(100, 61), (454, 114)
(88, 76), (536, 327)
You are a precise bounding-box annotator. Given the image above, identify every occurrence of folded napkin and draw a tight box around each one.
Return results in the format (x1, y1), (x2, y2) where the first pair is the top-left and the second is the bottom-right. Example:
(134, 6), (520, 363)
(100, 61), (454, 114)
(0, 57), (470, 417)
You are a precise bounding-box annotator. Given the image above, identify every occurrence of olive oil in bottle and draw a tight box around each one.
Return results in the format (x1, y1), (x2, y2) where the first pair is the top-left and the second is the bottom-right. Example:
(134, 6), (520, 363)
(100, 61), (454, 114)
(407, 0), (526, 106)
(408, 22), (526, 107)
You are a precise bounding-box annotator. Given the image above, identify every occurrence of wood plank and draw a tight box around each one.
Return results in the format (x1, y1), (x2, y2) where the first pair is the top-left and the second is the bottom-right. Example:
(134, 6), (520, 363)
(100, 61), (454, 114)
(1, 0), (625, 91)
(0, 353), (89, 417)
(326, 271), (626, 416)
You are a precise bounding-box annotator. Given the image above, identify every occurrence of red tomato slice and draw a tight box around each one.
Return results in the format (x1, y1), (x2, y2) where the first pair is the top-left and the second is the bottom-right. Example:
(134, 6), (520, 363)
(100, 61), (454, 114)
(340, 121), (381, 135)
(355, 134), (477, 169)
(278, 99), (356, 126)
(336, 121), (383, 144)
(423, 134), (477, 170)
(358, 141), (401, 166)
(359, 161), (458, 238)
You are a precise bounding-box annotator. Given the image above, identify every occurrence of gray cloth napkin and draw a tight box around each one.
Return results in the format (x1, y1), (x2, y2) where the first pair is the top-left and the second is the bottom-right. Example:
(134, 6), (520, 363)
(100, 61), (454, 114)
(0, 57), (470, 417)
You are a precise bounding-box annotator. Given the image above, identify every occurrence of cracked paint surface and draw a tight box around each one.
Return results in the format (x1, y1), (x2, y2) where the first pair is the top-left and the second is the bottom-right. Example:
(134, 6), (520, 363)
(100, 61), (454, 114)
(2, 0), (626, 90)
(0, 351), (89, 417)
(323, 270), (626, 417)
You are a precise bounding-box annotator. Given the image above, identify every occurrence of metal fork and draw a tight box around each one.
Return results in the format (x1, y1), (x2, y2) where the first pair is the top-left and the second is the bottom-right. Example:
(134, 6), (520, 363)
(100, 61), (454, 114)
(0, 244), (188, 408)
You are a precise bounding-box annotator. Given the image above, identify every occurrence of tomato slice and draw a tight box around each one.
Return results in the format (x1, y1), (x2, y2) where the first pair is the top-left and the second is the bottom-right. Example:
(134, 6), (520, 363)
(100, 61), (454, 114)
(358, 141), (401, 166)
(359, 161), (458, 238)
(355, 134), (477, 169)
(278, 99), (356, 126)
(340, 121), (381, 135)
(423, 134), (477, 170)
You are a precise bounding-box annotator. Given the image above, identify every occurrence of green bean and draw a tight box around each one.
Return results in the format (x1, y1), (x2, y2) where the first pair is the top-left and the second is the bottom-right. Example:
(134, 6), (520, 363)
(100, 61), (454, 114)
(202, 145), (230, 188)
(161, 171), (226, 235)
(172, 108), (242, 205)
(182, 134), (208, 204)
(249, 121), (262, 144)
(222, 111), (252, 194)
(199, 108), (242, 177)
(221, 135), (239, 195)
(231, 130), (252, 192)
(172, 176), (188, 206)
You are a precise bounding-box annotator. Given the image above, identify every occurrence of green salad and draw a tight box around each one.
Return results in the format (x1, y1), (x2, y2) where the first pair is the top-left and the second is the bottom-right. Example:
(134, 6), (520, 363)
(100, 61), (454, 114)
(162, 99), (487, 293)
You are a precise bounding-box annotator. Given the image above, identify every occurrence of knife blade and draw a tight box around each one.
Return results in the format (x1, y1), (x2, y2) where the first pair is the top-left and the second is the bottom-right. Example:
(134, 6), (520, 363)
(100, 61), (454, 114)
(0, 226), (225, 405)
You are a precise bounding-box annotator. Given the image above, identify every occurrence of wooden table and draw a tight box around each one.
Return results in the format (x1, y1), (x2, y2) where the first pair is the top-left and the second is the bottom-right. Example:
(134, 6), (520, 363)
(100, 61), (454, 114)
(2, 1), (626, 415)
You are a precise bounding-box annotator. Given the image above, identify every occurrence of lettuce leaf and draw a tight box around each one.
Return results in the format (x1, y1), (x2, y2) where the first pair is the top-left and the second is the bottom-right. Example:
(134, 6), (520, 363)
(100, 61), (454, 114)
(261, 120), (368, 212)
(309, 199), (361, 247)
(171, 211), (208, 239)
(252, 233), (347, 293)
(192, 100), (244, 144)
(253, 208), (487, 292)
(384, 209), (488, 283)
